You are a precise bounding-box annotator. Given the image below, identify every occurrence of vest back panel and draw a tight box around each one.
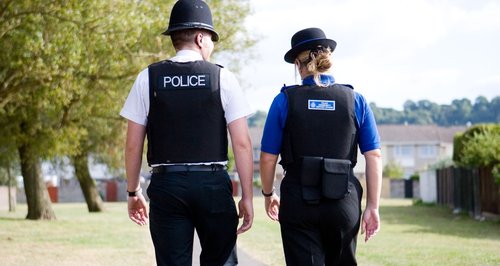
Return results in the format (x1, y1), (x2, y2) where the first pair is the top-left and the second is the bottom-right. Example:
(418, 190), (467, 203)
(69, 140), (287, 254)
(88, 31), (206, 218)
(147, 60), (228, 164)
(281, 84), (358, 168)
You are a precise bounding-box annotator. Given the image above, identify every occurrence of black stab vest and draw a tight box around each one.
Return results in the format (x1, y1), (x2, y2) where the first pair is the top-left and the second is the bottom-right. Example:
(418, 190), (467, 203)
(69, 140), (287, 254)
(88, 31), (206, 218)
(280, 84), (358, 170)
(146, 60), (228, 165)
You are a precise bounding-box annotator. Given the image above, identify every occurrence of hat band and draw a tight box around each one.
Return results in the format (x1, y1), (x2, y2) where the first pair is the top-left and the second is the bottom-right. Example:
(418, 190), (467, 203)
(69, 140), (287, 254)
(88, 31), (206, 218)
(169, 22), (215, 31)
(293, 37), (328, 48)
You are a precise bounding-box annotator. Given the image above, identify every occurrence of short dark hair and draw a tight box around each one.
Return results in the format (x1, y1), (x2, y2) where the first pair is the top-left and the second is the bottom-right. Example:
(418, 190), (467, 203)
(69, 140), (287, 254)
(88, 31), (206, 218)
(170, 29), (198, 48)
(170, 29), (212, 49)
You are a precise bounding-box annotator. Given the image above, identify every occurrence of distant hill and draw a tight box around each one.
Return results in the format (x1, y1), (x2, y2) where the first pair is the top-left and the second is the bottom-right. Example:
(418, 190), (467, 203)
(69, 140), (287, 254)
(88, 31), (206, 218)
(371, 96), (500, 126)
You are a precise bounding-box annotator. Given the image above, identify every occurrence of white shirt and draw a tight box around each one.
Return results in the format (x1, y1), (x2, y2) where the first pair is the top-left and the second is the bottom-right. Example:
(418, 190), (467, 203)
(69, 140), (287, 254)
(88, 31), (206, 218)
(120, 50), (253, 126)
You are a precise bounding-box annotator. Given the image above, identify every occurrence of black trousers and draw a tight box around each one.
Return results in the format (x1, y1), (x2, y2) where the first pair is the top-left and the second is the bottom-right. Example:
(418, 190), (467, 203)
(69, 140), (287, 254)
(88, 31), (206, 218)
(147, 170), (239, 266)
(278, 176), (363, 266)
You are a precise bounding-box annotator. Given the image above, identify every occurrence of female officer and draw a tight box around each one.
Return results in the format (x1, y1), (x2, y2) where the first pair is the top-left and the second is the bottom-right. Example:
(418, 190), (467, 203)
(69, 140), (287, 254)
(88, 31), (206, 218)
(260, 27), (382, 266)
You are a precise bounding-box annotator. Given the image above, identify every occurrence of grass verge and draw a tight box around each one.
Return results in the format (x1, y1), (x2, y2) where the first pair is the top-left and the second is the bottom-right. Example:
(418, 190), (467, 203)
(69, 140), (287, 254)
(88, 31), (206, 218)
(1, 198), (499, 265)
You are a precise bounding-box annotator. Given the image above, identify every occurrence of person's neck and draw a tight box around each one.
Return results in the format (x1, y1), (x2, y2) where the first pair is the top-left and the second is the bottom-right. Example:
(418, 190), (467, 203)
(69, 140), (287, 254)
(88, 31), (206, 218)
(299, 70), (313, 80)
(176, 45), (202, 55)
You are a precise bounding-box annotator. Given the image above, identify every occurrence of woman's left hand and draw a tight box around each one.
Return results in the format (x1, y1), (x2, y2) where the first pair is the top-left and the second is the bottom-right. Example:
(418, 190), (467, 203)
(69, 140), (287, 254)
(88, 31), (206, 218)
(265, 194), (280, 221)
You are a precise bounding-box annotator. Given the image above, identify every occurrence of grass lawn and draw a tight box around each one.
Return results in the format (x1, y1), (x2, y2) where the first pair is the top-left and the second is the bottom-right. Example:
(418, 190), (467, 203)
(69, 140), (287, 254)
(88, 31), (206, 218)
(1, 198), (499, 266)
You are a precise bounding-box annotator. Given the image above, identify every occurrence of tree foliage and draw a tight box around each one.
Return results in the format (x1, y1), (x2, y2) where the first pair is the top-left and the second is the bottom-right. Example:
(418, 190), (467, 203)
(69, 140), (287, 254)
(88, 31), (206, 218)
(370, 96), (500, 126)
(453, 124), (500, 183)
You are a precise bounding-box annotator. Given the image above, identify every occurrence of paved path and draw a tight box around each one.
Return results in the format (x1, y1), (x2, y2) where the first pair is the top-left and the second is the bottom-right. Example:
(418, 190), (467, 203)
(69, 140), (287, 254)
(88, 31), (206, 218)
(192, 232), (266, 266)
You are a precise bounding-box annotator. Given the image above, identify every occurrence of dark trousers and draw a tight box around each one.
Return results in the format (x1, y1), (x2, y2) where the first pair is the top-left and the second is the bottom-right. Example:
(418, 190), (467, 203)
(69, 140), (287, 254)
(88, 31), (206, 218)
(278, 176), (363, 266)
(147, 170), (239, 266)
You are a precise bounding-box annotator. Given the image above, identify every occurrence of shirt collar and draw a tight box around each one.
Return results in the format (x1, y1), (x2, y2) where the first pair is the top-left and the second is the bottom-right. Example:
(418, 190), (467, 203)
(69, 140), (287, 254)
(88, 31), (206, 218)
(170, 50), (204, 63)
(302, 74), (335, 86)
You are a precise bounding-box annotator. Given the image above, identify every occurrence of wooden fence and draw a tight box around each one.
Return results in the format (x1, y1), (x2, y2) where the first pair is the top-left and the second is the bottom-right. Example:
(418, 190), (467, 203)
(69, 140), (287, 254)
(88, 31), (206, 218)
(436, 166), (500, 217)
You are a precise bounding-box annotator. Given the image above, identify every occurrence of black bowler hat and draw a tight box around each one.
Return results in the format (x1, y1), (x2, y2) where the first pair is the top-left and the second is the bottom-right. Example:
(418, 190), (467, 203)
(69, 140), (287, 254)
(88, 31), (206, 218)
(284, 27), (337, 63)
(163, 0), (219, 41)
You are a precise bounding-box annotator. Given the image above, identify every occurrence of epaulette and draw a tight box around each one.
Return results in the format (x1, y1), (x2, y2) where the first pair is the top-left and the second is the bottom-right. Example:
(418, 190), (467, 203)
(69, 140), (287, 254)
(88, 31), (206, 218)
(280, 84), (299, 92)
(149, 59), (171, 68)
(338, 83), (354, 90)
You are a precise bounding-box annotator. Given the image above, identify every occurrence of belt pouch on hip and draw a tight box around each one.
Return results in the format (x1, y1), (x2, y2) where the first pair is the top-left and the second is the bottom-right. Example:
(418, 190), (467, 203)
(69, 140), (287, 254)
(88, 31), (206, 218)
(322, 158), (351, 199)
(300, 156), (323, 204)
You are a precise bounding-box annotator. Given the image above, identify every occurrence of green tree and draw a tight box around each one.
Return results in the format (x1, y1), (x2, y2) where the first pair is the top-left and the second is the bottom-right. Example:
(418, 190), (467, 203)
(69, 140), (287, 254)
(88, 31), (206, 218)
(370, 103), (404, 124)
(371, 96), (500, 126)
(403, 100), (418, 112)
(454, 124), (500, 183)
(403, 100), (435, 124)
(470, 96), (492, 123)
(58, 0), (151, 212)
(447, 98), (472, 125)
(490, 96), (500, 123)
(419, 100), (441, 124)
(0, 0), (78, 220)
(0, 115), (18, 188)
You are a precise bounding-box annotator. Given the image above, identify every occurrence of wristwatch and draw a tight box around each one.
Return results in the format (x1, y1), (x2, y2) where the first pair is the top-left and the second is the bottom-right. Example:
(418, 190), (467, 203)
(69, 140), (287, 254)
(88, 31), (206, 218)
(261, 187), (275, 197)
(127, 188), (142, 197)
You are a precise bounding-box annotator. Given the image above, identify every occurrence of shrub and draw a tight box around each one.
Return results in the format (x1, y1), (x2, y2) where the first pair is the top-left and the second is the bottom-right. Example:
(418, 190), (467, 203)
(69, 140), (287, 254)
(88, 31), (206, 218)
(383, 160), (404, 179)
(453, 124), (500, 183)
(410, 173), (420, 181)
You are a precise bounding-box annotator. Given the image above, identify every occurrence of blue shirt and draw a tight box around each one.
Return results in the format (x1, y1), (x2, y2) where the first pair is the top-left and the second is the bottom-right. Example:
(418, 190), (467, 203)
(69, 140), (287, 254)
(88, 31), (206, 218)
(261, 74), (380, 155)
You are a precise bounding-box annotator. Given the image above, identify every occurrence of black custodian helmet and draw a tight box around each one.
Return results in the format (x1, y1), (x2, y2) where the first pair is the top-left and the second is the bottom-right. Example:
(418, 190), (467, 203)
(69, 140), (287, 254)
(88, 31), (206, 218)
(162, 0), (219, 41)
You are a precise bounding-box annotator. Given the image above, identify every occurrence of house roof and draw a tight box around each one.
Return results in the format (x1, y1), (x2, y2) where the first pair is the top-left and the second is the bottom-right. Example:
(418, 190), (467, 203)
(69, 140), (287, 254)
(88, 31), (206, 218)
(378, 124), (467, 143)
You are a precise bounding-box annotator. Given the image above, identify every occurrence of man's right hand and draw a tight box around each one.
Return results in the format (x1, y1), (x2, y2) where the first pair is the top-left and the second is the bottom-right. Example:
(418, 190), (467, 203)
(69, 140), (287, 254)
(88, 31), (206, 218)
(237, 197), (254, 234)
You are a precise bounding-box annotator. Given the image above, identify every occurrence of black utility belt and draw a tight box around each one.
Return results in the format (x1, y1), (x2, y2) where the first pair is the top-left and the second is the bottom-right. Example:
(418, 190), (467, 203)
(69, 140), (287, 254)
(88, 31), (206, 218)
(151, 164), (226, 174)
(300, 156), (353, 204)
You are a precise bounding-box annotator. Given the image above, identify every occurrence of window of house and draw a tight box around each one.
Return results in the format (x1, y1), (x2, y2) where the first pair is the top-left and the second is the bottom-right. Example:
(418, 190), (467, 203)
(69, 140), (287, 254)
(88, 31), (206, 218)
(418, 145), (437, 158)
(393, 145), (414, 157)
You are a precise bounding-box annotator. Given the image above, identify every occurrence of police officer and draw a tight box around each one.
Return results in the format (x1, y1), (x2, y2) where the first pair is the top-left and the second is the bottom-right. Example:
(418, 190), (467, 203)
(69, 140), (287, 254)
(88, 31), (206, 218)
(120, 1), (254, 265)
(260, 28), (382, 265)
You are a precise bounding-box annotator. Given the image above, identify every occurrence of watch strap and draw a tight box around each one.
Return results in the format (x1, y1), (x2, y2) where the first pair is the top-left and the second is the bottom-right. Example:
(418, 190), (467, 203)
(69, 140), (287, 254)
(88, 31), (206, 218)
(127, 188), (142, 197)
(261, 188), (275, 197)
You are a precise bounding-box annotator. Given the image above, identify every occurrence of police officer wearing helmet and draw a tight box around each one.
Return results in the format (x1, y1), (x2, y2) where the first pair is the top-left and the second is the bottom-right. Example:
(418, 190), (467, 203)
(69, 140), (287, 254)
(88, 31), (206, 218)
(120, 0), (254, 265)
(260, 27), (382, 265)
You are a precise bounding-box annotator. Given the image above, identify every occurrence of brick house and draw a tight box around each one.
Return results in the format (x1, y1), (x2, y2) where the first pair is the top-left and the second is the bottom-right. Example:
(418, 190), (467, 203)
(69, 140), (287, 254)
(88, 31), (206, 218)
(367, 124), (466, 178)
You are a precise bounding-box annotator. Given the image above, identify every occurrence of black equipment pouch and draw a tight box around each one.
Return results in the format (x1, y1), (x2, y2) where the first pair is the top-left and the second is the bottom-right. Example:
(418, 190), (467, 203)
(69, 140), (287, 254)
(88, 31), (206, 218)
(322, 159), (351, 199)
(300, 156), (323, 204)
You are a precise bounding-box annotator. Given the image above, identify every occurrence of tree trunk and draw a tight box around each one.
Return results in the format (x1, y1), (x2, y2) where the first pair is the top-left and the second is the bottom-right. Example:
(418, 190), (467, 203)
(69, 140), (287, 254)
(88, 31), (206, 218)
(19, 143), (56, 220)
(72, 152), (104, 212)
(7, 159), (15, 212)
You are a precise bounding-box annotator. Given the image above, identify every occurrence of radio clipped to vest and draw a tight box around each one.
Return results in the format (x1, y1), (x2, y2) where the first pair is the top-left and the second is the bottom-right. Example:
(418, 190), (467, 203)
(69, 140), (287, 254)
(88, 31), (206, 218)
(300, 156), (352, 204)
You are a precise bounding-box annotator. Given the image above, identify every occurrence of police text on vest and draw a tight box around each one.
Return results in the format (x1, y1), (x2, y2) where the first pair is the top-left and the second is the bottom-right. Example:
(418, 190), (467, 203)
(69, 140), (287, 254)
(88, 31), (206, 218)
(159, 74), (210, 90)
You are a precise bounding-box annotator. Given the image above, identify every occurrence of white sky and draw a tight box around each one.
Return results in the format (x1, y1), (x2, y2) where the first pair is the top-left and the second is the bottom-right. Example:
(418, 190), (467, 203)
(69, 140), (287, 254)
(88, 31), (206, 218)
(233, 0), (500, 111)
